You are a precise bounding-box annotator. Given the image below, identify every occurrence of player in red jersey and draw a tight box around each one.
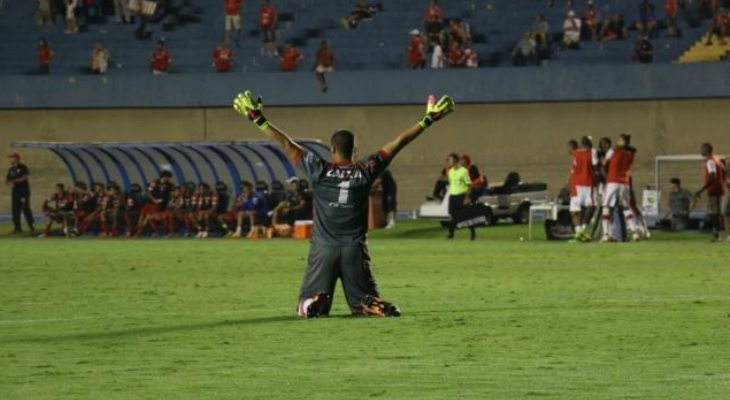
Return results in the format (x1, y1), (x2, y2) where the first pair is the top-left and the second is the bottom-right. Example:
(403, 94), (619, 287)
(78, 182), (106, 235)
(136, 171), (174, 236)
(124, 184), (144, 236)
(71, 182), (93, 235)
(695, 142), (726, 242)
(100, 184), (125, 237)
(40, 183), (75, 237)
(193, 183), (219, 238)
(600, 134), (640, 242)
(569, 136), (598, 241)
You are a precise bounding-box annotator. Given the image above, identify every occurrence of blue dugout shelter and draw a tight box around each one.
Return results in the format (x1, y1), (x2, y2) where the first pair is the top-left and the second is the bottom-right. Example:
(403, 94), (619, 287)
(11, 140), (331, 195)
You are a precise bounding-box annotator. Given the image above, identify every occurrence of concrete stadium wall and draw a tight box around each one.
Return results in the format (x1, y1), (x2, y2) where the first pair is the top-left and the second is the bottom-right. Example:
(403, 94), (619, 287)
(1, 98), (729, 216)
(3, 63), (730, 109)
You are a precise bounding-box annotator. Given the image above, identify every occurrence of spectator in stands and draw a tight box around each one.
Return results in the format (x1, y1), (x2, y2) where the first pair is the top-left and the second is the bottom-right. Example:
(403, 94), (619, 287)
(91, 41), (110, 74)
(225, 0), (243, 47)
(600, 14), (628, 41)
(664, 178), (693, 230)
(113, 0), (131, 24)
(64, 0), (79, 34)
(260, 0), (278, 57)
(37, 38), (54, 75)
(280, 43), (303, 71)
(341, 0), (377, 30)
(36, 0), (54, 26)
(430, 39), (444, 69)
(638, 0), (658, 38)
(563, 10), (581, 49)
(424, 0), (444, 47)
(448, 20), (470, 47)
(445, 41), (463, 68)
(6, 153), (35, 234)
(533, 14), (550, 46)
(81, 0), (104, 24)
(513, 31), (536, 66)
(407, 29), (426, 69)
(462, 43), (478, 68)
(665, 0), (680, 38)
(150, 41), (171, 74)
(582, 0), (600, 41)
(706, 8), (729, 45)
(213, 42), (234, 72)
(313, 40), (335, 92)
(633, 34), (654, 63)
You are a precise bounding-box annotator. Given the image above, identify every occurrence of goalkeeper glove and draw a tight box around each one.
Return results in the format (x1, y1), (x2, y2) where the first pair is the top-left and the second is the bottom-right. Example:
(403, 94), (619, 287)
(233, 91), (270, 130)
(418, 94), (456, 129)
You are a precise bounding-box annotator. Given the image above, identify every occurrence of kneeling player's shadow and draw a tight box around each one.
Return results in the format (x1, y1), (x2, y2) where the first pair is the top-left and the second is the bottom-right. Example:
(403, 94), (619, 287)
(1, 315), (298, 344)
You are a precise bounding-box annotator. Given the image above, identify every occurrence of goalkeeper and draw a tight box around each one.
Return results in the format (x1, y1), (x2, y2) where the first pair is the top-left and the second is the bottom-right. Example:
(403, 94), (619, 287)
(233, 92), (455, 318)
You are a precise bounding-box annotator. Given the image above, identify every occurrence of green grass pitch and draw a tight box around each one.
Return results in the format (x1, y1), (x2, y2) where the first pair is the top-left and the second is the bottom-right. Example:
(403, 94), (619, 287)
(1, 221), (729, 399)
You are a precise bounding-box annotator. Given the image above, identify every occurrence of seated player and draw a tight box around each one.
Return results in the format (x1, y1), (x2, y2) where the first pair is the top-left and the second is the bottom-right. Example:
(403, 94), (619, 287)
(214, 181), (231, 234)
(100, 184), (125, 237)
(231, 181), (268, 238)
(427, 160), (449, 201)
(135, 171), (174, 237)
(193, 182), (218, 238)
(78, 182), (107, 235)
(220, 182), (247, 237)
(71, 181), (94, 235)
(271, 177), (307, 226)
(40, 183), (75, 237)
(123, 183), (145, 236)
(171, 182), (197, 237)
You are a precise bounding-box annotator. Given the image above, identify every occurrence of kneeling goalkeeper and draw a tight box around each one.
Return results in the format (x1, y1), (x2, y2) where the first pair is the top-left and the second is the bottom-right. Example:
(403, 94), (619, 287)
(233, 92), (455, 317)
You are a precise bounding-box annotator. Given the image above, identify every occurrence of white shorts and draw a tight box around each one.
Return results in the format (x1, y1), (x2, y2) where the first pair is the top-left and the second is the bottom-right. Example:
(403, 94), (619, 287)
(602, 182), (630, 208)
(225, 15), (241, 31)
(315, 65), (333, 74)
(569, 186), (596, 212)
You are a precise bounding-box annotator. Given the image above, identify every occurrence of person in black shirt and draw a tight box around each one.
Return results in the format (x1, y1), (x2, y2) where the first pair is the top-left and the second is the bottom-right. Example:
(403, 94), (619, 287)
(633, 34), (653, 63)
(5, 153), (35, 234)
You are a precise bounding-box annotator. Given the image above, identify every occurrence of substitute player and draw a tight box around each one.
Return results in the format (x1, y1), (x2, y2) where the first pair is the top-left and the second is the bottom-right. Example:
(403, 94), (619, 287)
(233, 90), (455, 318)
(694, 142), (726, 242)
(569, 136), (598, 242)
(234, 91), (454, 317)
(600, 134), (640, 242)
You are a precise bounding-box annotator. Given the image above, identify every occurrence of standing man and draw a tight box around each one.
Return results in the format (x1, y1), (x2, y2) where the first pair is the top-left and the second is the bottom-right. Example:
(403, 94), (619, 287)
(233, 91), (454, 318)
(313, 40), (336, 92)
(6, 153), (35, 234)
(444, 152), (475, 241)
(224, 0), (242, 47)
(569, 136), (598, 241)
(695, 142), (726, 242)
(259, 0), (278, 57)
(600, 134), (640, 242)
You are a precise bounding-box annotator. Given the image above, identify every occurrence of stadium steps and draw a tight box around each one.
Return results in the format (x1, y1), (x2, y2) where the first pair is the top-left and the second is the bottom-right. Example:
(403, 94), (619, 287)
(678, 33), (730, 63)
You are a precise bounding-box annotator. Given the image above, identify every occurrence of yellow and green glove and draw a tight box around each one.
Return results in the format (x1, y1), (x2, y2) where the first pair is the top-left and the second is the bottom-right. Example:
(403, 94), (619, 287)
(418, 94), (456, 129)
(233, 91), (270, 130)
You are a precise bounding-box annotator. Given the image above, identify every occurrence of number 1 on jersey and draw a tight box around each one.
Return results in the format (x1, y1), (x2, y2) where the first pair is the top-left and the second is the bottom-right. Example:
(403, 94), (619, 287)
(338, 181), (350, 204)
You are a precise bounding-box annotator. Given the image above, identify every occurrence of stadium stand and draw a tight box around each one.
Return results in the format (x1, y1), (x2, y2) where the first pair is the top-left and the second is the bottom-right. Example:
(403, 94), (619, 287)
(0, 0), (725, 75)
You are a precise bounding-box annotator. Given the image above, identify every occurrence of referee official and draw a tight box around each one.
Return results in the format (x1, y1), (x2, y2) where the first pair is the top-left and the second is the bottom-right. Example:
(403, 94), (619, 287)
(445, 152), (476, 241)
(6, 153), (35, 234)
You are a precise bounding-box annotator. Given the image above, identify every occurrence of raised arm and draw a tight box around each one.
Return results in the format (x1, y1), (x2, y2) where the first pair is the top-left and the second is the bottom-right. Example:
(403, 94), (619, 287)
(233, 91), (303, 160)
(381, 95), (455, 160)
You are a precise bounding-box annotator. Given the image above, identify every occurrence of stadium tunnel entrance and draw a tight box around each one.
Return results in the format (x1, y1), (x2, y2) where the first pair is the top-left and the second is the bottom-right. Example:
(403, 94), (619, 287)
(11, 140), (331, 195)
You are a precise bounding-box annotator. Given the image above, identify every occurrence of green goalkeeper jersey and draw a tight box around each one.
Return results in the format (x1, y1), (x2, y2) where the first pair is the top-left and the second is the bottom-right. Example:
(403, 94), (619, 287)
(294, 148), (391, 245)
